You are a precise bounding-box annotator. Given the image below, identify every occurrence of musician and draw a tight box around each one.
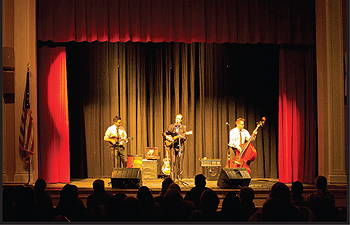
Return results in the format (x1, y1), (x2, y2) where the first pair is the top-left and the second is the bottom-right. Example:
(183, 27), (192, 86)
(163, 114), (187, 181)
(104, 116), (128, 168)
(228, 118), (252, 158)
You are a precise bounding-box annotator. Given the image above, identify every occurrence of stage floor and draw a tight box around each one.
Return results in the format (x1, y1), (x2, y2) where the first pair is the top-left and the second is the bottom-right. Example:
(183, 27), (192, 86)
(68, 177), (280, 191)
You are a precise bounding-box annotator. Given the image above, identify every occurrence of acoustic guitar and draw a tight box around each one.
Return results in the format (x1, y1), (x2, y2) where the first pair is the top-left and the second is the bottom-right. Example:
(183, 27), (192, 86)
(110, 136), (134, 148)
(164, 131), (193, 147)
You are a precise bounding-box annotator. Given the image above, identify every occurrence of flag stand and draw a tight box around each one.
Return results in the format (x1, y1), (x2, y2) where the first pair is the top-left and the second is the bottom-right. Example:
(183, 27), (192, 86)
(25, 157), (31, 186)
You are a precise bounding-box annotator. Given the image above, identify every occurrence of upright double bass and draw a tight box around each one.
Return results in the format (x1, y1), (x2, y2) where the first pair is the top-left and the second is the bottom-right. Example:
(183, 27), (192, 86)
(226, 117), (266, 174)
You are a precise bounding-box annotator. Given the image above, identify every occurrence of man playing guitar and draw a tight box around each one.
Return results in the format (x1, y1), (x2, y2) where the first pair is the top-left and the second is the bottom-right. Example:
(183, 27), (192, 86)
(163, 114), (192, 182)
(104, 115), (128, 168)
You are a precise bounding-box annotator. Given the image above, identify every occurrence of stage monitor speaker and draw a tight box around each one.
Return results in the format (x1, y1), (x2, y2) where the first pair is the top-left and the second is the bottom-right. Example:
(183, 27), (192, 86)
(217, 168), (251, 188)
(111, 168), (142, 189)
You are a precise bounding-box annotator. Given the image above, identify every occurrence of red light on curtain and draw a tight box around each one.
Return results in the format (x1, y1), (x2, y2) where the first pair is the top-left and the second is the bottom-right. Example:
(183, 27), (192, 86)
(38, 46), (70, 183)
(278, 48), (306, 183)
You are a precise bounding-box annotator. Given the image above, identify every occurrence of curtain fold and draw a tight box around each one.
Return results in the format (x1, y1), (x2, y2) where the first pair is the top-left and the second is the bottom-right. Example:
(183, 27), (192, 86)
(278, 45), (317, 184)
(37, 46), (70, 183)
(37, 0), (315, 45)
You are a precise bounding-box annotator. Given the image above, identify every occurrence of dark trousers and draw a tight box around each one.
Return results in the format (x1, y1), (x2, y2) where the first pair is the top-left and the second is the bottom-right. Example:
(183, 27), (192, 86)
(167, 146), (184, 181)
(113, 145), (127, 168)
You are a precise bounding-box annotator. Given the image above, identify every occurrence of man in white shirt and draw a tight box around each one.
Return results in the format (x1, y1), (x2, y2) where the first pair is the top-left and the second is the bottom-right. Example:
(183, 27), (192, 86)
(228, 118), (251, 158)
(104, 116), (128, 168)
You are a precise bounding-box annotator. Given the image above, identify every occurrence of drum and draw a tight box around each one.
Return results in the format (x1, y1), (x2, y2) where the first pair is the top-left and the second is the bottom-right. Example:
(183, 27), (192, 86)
(127, 155), (143, 168)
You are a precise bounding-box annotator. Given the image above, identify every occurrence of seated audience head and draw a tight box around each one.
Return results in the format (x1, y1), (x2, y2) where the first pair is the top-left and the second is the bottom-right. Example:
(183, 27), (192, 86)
(200, 189), (219, 213)
(3, 186), (16, 205)
(240, 186), (254, 202)
(164, 188), (183, 208)
(168, 183), (181, 192)
(137, 186), (154, 204)
(222, 191), (241, 211)
(262, 198), (292, 221)
(34, 178), (47, 193)
(315, 175), (327, 190)
(269, 182), (291, 203)
(60, 184), (79, 202)
(291, 181), (303, 195)
(161, 177), (174, 196)
(92, 179), (105, 194)
(120, 196), (143, 221)
(194, 174), (206, 188)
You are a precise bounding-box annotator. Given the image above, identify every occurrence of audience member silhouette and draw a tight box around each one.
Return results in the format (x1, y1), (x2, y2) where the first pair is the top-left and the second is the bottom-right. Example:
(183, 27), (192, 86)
(55, 184), (87, 221)
(137, 186), (162, 221)
(119, 196), (144, 221)
(6, 176), (344, 222)
(239, 186), (257, 221)
(190, 188), (220, 221)
(87, 179), (113, 209)
(106, 193), (127, 221)
(305, 175), (340, 221)
(218, 191), (245, 221)
(86, 179), (113, 221)
(290, 180), (306, 207)
(3, 186), (16, 221)
(13, 185), (48, 221)
(289, 180), (314, 221)
(154, 177), (174, 209)
(250, 182), (302, 222)
(161, 185), (195, 221)
(185, 174), (209, 209)
(34, 178), (55, 220)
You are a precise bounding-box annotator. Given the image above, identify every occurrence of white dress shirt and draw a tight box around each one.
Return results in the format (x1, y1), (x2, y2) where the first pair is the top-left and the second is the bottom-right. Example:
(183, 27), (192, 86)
(228, 127), (251, 150)
(104, 124), (127, 145)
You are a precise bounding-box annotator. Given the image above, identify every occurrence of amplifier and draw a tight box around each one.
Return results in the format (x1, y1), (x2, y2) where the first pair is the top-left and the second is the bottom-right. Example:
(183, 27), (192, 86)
(199, 158), (221, 167)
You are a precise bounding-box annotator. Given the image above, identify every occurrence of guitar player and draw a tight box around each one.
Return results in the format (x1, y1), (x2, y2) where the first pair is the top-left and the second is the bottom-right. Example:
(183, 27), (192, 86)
(163, 114), (190, 182)
(104, 115), (128, 168)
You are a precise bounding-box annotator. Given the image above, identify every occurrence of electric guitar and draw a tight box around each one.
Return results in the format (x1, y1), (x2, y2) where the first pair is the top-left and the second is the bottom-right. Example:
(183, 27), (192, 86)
(110, 136), (134, 148)
(164, 131), (193, 147)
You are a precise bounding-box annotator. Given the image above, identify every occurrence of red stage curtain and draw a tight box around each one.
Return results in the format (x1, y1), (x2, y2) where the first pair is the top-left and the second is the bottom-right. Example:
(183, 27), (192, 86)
(37, 46), (70, 183)
(37, 0), (315, 44)
(278, 46), (317, 184)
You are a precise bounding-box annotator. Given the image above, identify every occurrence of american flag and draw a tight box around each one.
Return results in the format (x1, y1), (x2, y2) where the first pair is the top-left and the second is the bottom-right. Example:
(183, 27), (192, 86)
(19, 68), (34, 162)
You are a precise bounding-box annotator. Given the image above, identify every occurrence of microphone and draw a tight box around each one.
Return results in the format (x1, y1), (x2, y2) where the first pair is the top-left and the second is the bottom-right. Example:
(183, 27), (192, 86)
(226, 122), (230, 127)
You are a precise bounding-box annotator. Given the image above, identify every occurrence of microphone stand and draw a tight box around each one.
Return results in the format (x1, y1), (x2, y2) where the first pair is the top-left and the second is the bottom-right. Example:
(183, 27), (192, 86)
(176, 124), (188, 186)
(226, 122), (231, 168)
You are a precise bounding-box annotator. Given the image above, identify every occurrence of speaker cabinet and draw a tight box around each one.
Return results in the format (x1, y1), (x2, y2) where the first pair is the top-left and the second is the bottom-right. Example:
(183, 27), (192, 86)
(142, 159), (158, 180)
(217, 168), (251, 188)
(111, 168), (142, 189)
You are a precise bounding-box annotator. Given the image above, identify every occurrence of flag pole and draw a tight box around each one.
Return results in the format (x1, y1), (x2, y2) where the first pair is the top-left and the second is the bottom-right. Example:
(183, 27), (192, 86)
(25, 63), (31, 186)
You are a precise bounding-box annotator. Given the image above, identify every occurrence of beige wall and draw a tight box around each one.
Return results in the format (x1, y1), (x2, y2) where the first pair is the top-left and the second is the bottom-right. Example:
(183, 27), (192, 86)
(315, 0), (347, 183)
(2, 0), (37, 183)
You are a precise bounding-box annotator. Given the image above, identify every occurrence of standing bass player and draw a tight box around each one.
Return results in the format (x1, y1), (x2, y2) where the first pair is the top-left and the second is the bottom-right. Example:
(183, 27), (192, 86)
(226, 117), (266, 174)
(228, 118), (252, 158)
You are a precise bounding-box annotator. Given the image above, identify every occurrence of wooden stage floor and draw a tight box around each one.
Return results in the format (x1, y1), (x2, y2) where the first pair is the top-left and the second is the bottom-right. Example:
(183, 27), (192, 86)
(67, 177), (280, 190)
